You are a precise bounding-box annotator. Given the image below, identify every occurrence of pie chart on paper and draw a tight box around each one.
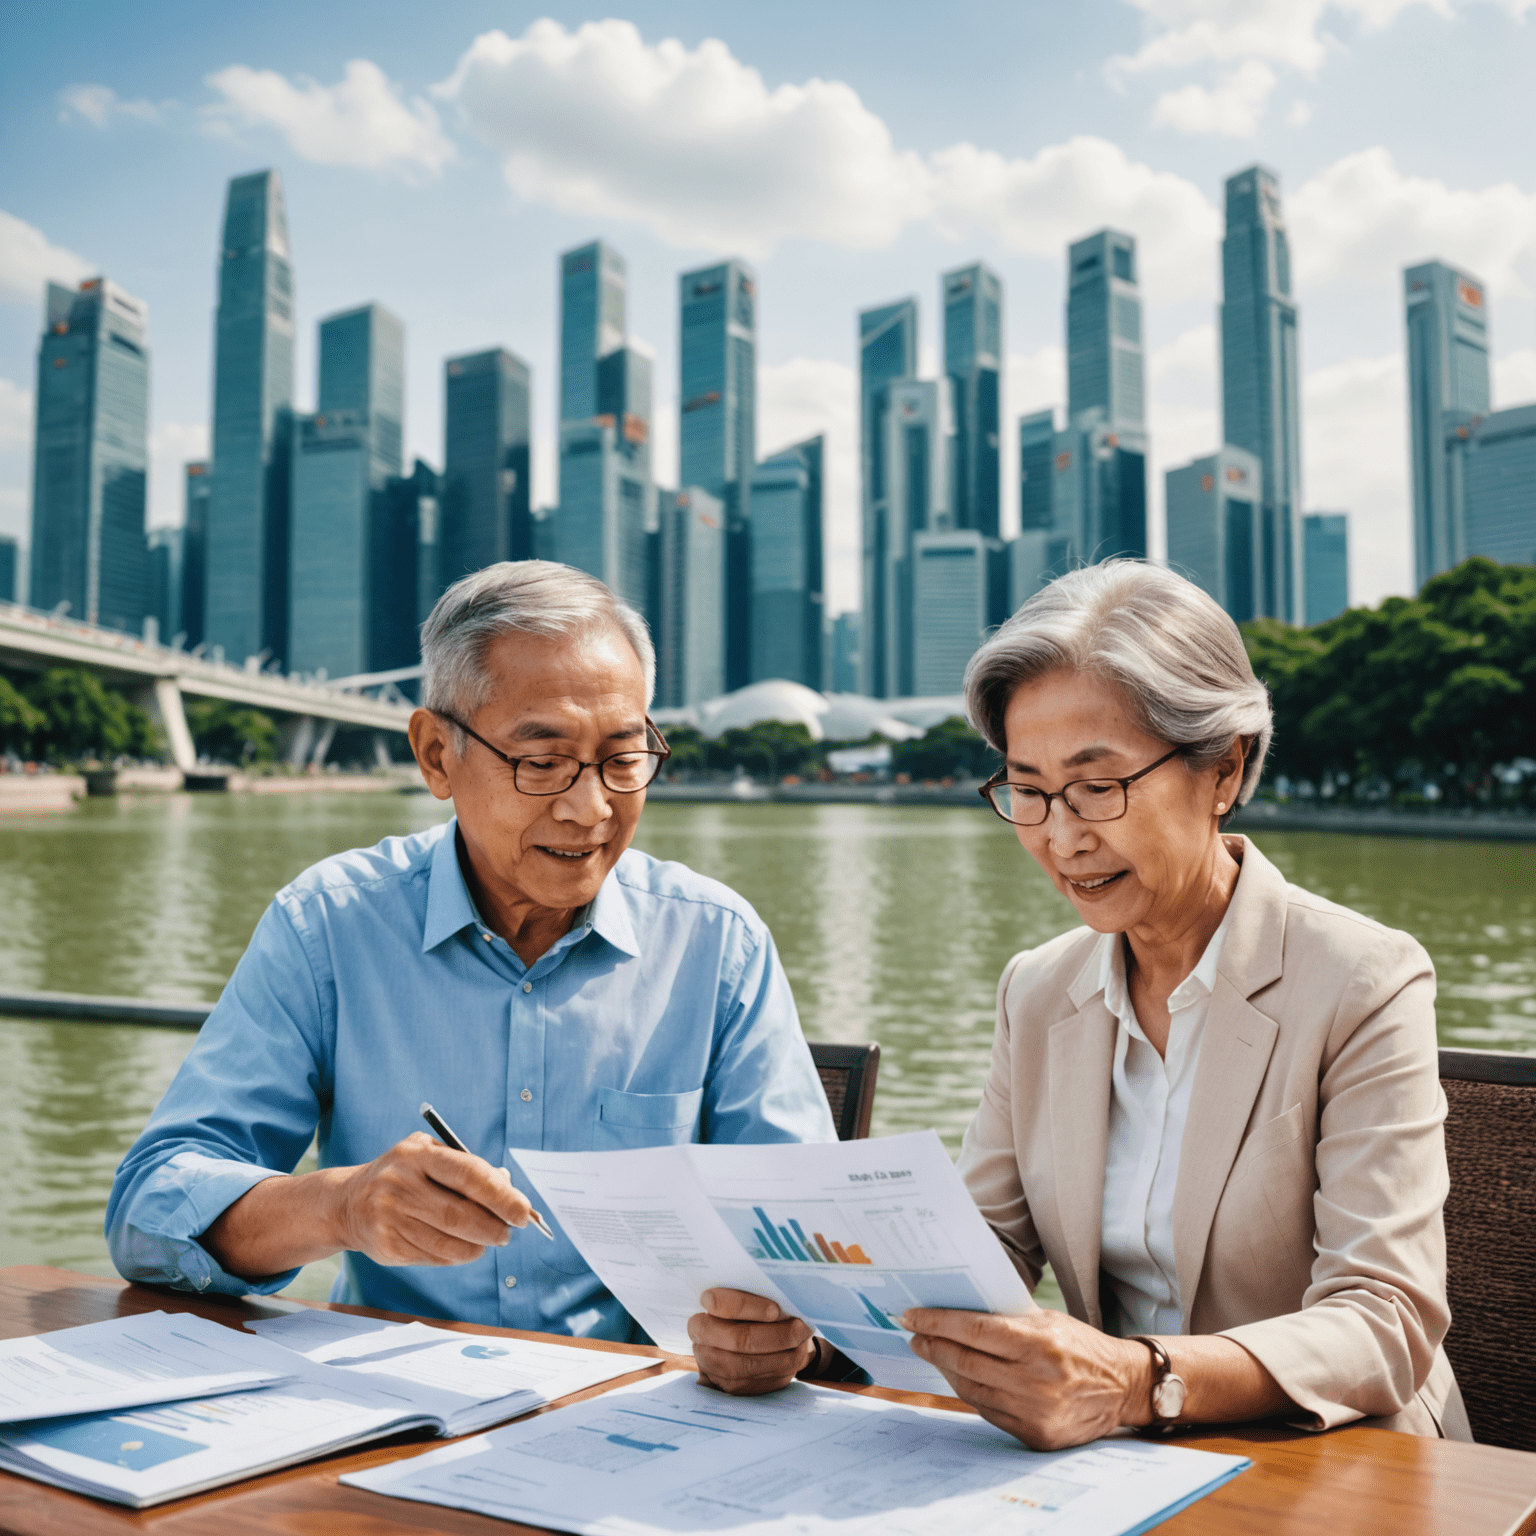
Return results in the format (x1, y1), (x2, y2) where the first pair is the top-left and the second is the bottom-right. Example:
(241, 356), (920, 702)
(460, 1344), (511, 1360)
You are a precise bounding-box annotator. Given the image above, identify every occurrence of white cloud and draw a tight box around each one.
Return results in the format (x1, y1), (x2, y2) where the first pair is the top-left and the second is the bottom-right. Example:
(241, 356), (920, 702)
(1495, 348), (1536, 407)
(1151, 60), (1277, 136)
(1302, 352), (1411, 604)
(1285, 98), (1314, 126)
(148, 421), (209, 530)
(204, 59), (454, 176)
(59, 84), (166, 126)
(0, 379), (32, 454)
(0, 210), (93, 308)
(1290, 148), (1536, 297)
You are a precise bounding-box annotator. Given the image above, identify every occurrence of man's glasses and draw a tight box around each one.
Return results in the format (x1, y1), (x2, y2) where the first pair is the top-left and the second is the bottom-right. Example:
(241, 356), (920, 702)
(979, 747), (1183, 826)
(440, 714), (672, 796)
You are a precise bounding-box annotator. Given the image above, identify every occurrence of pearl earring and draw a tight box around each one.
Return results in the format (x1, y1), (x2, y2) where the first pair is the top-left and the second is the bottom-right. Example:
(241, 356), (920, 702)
(1216, 802), (1226, 813)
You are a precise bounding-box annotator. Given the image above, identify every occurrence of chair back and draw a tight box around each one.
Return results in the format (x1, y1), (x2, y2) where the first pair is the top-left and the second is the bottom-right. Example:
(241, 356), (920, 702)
(1438, 1046), (1536, 1451)
(809, 1042), (880, 1141)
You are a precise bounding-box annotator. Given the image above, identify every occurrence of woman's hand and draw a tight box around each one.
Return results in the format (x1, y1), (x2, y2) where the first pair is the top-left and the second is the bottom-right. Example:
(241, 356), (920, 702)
(902, 1307), (1150, 1449)
(688, 1289), (817, 1395)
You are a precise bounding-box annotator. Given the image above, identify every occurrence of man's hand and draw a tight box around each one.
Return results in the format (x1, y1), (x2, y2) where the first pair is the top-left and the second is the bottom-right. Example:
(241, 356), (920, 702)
(331, 1133), (537, 1267)
(901, 1307), (1147, 1450)
(688, 1289), (816, 1395)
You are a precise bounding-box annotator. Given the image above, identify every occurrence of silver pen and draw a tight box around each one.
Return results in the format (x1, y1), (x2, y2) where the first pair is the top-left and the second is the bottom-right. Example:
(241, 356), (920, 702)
(419, 1101), (556, 1241)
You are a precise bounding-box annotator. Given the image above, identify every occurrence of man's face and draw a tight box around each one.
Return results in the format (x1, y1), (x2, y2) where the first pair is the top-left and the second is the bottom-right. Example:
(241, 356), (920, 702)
(411, 623), (650, 915)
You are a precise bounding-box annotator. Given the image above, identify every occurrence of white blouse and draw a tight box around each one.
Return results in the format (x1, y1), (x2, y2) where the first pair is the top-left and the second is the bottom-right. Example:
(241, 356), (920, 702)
(1096, 906), (1233, 1338)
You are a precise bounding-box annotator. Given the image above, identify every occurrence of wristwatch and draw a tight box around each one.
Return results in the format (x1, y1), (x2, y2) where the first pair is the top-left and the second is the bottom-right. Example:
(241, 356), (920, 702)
(1128, 1335), (1187, 1430)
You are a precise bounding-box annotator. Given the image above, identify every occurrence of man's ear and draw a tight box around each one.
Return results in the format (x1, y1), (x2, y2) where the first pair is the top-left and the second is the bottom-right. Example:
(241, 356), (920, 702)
(409, 710), (456, 802)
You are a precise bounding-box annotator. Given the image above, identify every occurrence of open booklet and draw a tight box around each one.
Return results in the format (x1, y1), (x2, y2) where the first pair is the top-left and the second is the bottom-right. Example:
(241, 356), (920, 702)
(511, 1128), (1035, 1394)
(344, 1370), (1252, 1536)
(0, 1310), (658, 1508)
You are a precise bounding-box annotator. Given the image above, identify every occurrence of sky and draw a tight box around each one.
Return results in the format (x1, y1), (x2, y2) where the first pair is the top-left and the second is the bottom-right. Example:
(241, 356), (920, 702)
(1, 0), (1534, 615)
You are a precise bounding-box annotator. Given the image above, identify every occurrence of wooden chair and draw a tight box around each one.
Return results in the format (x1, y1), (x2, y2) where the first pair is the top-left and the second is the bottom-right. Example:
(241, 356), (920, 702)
(1438, 1046), (1536, 1451)
(809, 1042), (880, 1141)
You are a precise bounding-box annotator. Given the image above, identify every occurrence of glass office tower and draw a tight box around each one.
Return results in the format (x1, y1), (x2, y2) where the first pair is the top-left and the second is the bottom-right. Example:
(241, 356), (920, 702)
(207, 169), (295, 666)
(1303, 512), (1349, 626)
(554, 421), (651, 616)
(29, 278), (150, 633)
(911, 530), (990, 696)
(828, 612), (860, 694)
(559, 242), (626, 430)
(1221, 165), (1303, 625)
(1018, 409), (1056, 533)
(1165, 448), (1263, 623)
(371, 458), (442, 671)
(943, 262), (1003, 543)
(441, 348), (532, 586)
(1449, 404), (1536, 566)
(657, 487), (725, 708)
(181, 461), (209, 648)
(289, 304), (405, 677)
(749, 434), (824, 688)
(679, 259), (756, 689)
(1405, 261), (1491, 588)
(1067, 230), (1144, 431)
(147, 525), (182, 644)
(858, 298), (918, 697)
(0, 536), (16, 604)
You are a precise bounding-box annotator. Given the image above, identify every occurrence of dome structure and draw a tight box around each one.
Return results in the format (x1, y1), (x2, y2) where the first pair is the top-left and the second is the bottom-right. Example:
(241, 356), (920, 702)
(686, 681), (927, 743)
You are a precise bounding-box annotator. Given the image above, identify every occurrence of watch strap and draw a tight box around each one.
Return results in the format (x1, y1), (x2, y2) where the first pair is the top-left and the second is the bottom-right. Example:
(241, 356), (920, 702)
(1128, 1334), (1184, 1429)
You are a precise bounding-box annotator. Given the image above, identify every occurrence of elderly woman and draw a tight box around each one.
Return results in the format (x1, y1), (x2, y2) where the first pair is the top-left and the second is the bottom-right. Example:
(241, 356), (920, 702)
(692, 561), (1469, 1448)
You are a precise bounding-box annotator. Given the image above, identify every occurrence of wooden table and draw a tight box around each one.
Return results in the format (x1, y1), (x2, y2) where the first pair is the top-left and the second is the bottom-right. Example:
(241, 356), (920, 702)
(1, 1266), (1533, 1536)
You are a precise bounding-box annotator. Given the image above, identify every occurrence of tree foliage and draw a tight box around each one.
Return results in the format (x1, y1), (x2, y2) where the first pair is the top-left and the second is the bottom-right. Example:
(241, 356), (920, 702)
(0, 676), (44, 752)
(890, 717), (1000, 780)
(2, 667), (160, 763)
(185, 699), (280, 766)
(1242, 558), (1536, 805)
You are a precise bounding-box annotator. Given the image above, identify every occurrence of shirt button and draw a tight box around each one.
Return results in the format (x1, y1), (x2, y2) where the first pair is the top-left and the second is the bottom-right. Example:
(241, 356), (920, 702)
(520, 1088), (533, 1102)
(522, 982), (532, 994)
(505, 1275), (517, 1289)
(482, 932), (492, 942)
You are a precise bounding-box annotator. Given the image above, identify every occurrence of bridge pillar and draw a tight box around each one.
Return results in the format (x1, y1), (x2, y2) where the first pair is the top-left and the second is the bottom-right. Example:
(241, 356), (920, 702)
(135, 678), (196, 772)
(280, 715), (316, 768)
(372, 732), (393, 770)
(310, 720), (337, 768)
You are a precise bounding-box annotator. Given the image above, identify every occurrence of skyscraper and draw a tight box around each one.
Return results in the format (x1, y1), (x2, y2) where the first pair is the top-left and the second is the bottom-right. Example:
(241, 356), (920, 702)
(206, 169), (295, 666)
(0, 535), (16, 604)
(657, 488), (725, 708)
(1405, 261), (1491, 588)
(943, 262), (1003, 542)
(441, 348), (532, 586)
(749, 435), (823, 688)
(912, 530), (990, 696)
(679, 259), (756, 689)
(1018, 409), (1056, 533)
(372, 458), (442, 671)
(1303, 512), (1349, 626)
(828, 611), (861, 694)
(559, 242), (625, 431)
(1448, 404), (1536, 567)
(553, 421), (651, 615)
(29, 278), (150, 633)
(858, 298), (918, 697)
(147, 524), (182, 644)
(181, 462), (209, 648)
(1221, 165), (1303, 625)
(289, 303), (405, 677)
(1165, 448), (1263, 624)
(1067, 230), (1144, 431)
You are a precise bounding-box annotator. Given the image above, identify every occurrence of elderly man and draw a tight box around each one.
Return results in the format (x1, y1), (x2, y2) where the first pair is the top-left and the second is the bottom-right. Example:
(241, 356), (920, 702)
(107, 561), (834, 1339)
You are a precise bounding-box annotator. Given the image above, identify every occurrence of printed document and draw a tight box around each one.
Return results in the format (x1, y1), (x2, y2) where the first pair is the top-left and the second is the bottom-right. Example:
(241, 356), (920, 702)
(512, 1130), (1033, 1392)
(0, 1312), (291, 1422)
(344, 1371), (1251, 1536)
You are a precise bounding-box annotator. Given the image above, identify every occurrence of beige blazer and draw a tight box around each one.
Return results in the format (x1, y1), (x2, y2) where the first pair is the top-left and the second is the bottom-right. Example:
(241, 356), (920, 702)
(956, 835), (1470, 1439)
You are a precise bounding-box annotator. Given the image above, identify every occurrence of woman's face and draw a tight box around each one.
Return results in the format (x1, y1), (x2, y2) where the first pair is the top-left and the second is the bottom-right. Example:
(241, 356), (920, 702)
(1001, 668), (1227, 937)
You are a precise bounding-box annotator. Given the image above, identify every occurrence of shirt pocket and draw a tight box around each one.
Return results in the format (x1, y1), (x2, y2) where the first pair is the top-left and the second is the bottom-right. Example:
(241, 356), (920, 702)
(593, 1087), (705, 1151)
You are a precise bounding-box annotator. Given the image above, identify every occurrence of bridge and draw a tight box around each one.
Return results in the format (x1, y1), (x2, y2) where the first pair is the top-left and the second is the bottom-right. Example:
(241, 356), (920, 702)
(0, 602), (416, 772)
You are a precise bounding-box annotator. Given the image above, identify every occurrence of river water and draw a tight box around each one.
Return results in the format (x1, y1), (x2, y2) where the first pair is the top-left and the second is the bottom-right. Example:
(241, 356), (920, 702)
(1, 792), (1532, 1305)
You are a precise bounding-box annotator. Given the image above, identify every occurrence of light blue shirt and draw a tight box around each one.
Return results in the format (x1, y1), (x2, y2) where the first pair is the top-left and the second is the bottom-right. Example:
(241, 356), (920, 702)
(106, 819), (834, 1340)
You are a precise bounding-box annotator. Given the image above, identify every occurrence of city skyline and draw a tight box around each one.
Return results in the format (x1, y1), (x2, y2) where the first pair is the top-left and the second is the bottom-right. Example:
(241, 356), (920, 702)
(3, 3), (1535, 619)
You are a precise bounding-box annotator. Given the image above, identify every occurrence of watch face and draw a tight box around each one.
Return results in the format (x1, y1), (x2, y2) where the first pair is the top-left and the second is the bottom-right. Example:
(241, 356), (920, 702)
(1153, 1374), (1187, 1421)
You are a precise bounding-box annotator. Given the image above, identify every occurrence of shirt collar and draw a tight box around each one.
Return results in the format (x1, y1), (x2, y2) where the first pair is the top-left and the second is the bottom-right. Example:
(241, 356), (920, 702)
(421, 820), (641, 959)
(1094, 900), (1235, 1026)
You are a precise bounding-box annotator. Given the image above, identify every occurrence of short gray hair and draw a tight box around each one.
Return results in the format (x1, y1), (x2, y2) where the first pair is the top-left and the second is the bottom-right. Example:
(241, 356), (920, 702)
(963, 560), (1273, 814)
(421, 562), (655, 738)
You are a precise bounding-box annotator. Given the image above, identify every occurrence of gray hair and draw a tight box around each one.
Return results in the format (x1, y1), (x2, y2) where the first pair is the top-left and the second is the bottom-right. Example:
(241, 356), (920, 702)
(963, 560), (1273, 815)
(420, 562), (655, 745)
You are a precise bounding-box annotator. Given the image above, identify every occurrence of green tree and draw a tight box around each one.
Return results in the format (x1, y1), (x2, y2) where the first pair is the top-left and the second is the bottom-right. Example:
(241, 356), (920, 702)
(891, 717), (1001, 780)
(705, 721), (821, 779)
(0, 675), (44, 754)
(22, 667), (160, 763)
(657, 724), (706, 777)
(185, 700), (280, 766)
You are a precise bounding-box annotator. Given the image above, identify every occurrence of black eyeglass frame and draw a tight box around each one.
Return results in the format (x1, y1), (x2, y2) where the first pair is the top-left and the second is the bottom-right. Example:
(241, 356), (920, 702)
(978, 745), (1185, 827)
(440, 713), (672, 796)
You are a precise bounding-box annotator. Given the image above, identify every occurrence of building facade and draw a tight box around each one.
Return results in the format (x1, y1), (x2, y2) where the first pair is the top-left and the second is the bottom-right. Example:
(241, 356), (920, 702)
(1018, 408), (1056, 534)
(1405, 261), (1492, 588)
(858, 298), (918, 697)
(0, 535), (16, 604)
(29, 278), (150, 634)
(828, 611), (860, 694)
(911, 529), (994, 697)
(553, 422), (651, 616)
(1449, 404), (1536, 567)
(1067, 230), (1144, 431)
(441, 348), (532, 587)
(147, 525), (182, 645)
(559, 241), (626, 432)
(679, 259), (756, 689)
(1165, 448), (1264, 624)
(181, 461), (209, 648)
(943, 263), (1003, 542)
(657, 488), (725, 709)
(1221, 165), (1304, 625)
(372, 458), (442, 672)
(1303, 512), (1350, 626)
(206, 169), (295, 666)
(749, 435), (823, 688)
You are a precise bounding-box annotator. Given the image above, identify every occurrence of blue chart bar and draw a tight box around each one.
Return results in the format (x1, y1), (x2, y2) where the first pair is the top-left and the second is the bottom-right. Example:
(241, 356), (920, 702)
(859, 1292), (900, 1330)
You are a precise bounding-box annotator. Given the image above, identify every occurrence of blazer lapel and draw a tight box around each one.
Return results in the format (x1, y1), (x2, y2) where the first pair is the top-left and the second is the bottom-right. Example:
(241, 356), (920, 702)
(1171, 835), (1288, 1327)
(1049, 981), (1117, 1329)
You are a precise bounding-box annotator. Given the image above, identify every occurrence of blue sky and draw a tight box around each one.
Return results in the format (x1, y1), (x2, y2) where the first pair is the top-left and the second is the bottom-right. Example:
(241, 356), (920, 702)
(2, 0), (1534, 612)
